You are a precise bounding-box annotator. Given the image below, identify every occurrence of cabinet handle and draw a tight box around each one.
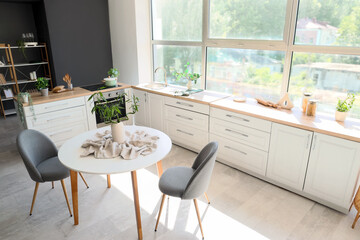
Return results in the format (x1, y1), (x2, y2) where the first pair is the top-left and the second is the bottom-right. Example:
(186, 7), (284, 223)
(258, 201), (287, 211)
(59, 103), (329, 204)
(176, 129), (194, 136)
(44, 102), (69, 109)
(176, 101), (194, 108)
(306, 134), (311, 149)
(144, 93), (147, 103)
(175, 114), (193, 121)
(47, 115), (71, 122)
(312, 135), (317, 150)
(225, 128), (248, 138)
(225, 145), (247, 155)
(49, 128), (72, 137)
(226, 114), (250, 122)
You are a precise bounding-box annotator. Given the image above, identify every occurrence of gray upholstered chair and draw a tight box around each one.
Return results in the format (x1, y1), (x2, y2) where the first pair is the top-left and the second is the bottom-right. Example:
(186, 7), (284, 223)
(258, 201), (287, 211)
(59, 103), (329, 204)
(16, 129), (88, 216)
(155, 142), (218, 239)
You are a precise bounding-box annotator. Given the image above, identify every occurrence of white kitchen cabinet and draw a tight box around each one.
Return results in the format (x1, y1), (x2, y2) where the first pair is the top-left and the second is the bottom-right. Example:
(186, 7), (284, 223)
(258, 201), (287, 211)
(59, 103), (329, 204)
(304, 133), (360, 208)
(266, 123), (313, 190)
(133, 89), (149, 127)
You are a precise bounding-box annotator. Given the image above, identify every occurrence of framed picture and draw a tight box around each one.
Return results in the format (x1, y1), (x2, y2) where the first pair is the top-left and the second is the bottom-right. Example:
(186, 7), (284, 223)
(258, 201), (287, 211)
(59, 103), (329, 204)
(3, 88), (14, 99)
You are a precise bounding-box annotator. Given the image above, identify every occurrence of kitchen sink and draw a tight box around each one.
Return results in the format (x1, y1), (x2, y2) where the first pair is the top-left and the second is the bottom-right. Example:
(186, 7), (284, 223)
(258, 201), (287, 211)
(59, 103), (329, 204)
(143, 83), (167, 90)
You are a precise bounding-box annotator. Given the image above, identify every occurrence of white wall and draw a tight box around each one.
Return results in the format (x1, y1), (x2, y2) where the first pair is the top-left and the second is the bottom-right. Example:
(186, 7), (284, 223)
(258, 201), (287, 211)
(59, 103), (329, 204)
(108, 0), (152, 85)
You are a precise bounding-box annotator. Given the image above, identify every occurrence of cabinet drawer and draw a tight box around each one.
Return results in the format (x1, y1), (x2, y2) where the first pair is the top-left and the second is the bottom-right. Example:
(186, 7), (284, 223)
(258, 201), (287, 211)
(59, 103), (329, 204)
(42, 122), (88, 147)
(24, 97), (85, 116)
(165, 97), (209, 115)
(210, 107), (271, 132)
(210, 134), (268, 176)
(165, 105), (208, 131)
(166, 120), (209, 152)
(26, 106), (87, 130)
(210, 117), (270, 152)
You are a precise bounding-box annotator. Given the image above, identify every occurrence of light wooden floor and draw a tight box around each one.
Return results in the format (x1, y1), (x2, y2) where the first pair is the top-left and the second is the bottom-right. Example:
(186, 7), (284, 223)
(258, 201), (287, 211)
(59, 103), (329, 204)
(1, 115), (360, 240)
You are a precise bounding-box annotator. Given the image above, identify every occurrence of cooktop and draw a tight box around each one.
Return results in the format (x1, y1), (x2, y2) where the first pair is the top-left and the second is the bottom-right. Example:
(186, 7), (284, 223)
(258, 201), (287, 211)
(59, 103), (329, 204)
(81, 84), (122, 92)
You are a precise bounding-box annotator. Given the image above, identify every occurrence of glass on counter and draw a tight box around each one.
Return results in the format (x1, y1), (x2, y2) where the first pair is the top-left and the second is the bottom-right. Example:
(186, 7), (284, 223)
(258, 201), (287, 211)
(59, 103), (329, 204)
(306, 99), (318, 117)
(302, 92), (312, 113)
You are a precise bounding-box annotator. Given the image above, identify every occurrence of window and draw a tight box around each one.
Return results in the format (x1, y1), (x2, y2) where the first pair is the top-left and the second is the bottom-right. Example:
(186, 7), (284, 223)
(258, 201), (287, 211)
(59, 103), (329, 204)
(209, 0), (288, 40)
(151, 0), (360, 119)
(207, 48), (285, 101)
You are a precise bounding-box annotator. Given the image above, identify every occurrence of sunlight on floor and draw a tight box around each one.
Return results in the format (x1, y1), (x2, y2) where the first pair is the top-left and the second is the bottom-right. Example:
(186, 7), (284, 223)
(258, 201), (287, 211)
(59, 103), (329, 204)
(100, 168), (269, 239)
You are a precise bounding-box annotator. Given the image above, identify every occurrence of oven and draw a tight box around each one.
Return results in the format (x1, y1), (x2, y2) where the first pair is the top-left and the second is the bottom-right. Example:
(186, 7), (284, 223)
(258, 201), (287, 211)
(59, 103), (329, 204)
(93, 89), (127, 128)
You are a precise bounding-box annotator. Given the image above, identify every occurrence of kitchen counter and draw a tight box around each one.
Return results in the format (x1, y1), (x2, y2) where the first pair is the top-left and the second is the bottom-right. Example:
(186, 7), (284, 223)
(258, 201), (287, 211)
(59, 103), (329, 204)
(20, 83), (132, 106)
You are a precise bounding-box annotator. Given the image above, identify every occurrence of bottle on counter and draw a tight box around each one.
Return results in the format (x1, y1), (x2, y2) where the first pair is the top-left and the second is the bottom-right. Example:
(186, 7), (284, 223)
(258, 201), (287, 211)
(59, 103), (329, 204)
(302, 92), (312, 113)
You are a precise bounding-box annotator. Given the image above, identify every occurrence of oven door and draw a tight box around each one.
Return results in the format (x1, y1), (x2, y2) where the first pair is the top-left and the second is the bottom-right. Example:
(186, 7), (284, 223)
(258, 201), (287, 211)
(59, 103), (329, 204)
(94, 96), (127, 127)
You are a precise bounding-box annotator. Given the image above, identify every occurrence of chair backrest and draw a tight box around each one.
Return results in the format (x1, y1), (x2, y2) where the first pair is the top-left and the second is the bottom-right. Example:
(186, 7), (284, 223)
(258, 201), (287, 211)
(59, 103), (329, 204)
(182, 142), (218, 200)
(17, 129), (58, 182)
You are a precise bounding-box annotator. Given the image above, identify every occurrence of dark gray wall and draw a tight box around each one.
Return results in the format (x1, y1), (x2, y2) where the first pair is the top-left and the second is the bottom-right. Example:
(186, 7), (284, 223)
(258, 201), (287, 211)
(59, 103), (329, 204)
(43, 0), (113, 86)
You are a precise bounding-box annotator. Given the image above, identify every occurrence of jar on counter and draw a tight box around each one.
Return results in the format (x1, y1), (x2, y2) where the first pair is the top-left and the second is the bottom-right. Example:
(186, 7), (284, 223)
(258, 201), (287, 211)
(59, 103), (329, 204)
(306, 99), (318, 117)
(302, 92), (312, 113)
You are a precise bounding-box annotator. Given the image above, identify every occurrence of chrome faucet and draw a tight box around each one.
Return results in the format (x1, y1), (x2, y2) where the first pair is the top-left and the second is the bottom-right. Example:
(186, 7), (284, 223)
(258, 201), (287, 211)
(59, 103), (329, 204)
(154, 67), (167, 86)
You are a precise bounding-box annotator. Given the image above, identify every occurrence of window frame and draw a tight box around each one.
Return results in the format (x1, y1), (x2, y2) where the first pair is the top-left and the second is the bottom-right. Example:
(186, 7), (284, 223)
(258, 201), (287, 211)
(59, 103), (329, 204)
(149, 0), (360, 95)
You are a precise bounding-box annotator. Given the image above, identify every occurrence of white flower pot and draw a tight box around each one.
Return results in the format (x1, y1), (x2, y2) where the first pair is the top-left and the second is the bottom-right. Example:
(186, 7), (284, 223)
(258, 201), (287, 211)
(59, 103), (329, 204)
(187, 80), (193, 90)
(22, 95), (29, 103)
(111, 122), (125, 143)
(40, 88), (48, 96)
(335, 111), (348, 122)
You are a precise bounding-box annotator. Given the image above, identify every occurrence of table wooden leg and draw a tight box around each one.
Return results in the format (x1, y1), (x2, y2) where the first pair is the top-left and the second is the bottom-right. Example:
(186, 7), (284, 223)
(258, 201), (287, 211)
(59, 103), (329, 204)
(107, 174), (111, 188)
(131, 170), (143, 240)
(70, 170), (79, 225)
(156, 160), (163, 177)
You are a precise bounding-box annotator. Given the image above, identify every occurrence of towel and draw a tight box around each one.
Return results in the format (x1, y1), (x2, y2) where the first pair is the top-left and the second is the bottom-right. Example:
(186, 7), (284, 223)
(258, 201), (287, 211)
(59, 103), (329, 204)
(81, 130), (159, 160)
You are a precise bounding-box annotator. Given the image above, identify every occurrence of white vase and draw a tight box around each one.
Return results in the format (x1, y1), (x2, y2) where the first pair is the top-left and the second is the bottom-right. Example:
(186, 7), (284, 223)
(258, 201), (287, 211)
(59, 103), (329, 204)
(22, 95), (29, 103)
(335, 111), (348, 122)
(187, 80), (193, 90)
(40, 88), (48, 96)
(111, 122), (125, 143)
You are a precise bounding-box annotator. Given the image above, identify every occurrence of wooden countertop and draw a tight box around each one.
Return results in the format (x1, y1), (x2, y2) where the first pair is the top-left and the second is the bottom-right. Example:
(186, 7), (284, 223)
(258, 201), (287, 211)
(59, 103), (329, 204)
(132, 85), (228, 104)
(20, 83), (132, 106)
(210, 97), (360, 143)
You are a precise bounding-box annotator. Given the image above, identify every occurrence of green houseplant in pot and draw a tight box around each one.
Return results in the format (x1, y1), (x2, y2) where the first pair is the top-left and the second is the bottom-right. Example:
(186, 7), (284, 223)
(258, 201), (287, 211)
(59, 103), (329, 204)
(35, 77), (49, 96)
(16, 92), (35, 127)
(104, 68), (119, 87)
(88, 92), (139, 143)
(335, 93), (356, 122)
(173, 62), (201, 90)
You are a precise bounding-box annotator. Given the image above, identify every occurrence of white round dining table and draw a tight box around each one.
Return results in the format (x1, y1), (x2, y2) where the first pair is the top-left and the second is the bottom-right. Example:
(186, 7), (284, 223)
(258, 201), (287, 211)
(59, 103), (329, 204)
(58, 125), (172, 240)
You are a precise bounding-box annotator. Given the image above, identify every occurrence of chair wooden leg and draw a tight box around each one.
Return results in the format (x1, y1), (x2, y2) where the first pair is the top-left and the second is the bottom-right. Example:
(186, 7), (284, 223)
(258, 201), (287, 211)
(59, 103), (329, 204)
(29, 182), (39, 216)
(60, 179), (72, 217)
(155, 194), (166, 231)
(79, 172), (89, 188)
(204, 192), (210, 204)
(107, 174), (111, 188)
(52, 181), (54, 189)
(352, 211), (360, 229)
(193, 199), (204, 239)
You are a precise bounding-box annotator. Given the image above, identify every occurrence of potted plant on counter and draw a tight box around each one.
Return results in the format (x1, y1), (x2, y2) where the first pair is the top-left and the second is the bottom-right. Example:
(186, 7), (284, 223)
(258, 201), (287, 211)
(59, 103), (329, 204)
(88, 92), (139, 143)
(103, 68), (119, 87)
(335, 93), (356, 122)
(36, 77), (49, 96)
(173, 62), (201, 90)
(16, 92), (35, 127)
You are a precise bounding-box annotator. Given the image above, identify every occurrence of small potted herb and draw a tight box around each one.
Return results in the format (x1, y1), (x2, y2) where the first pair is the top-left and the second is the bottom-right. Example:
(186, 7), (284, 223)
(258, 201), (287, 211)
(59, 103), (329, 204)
(88, 92), (139, 143)
(103, 68), (119, 87)
(335, 93), (356, 122)
(173, 62), (201, 90)
(16, 92), (35, 127)
(35, 77), (49, 96)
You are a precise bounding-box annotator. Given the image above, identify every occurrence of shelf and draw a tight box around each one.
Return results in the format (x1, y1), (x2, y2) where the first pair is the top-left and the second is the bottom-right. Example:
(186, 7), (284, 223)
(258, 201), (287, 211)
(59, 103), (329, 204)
(1, 97), (14, 102)
(14, 62), (48, 67)
(0, 79), (37, 86)
(4, 109), (16, 116)
(0, 45), (45, 49)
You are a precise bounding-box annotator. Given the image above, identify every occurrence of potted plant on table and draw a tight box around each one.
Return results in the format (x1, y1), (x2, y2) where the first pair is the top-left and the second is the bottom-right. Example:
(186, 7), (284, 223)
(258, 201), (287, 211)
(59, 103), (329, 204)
(35, 77), (49, 96)
(88, 92), (139, 143)
(103, 68), (119, 87)
(335, 93), (356, 122)
(173, 62), (201, 90)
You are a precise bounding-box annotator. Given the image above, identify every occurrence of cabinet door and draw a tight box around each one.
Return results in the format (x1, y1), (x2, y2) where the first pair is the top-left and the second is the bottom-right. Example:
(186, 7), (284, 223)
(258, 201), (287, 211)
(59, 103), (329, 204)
(148, 93), (164, 131)
(266, 123), (313, 190)
(304, 133), (360, 208)
(133, 89), (149, 127)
